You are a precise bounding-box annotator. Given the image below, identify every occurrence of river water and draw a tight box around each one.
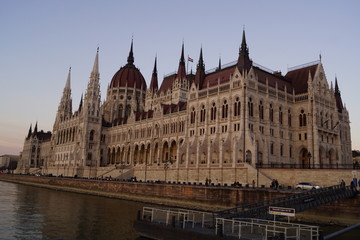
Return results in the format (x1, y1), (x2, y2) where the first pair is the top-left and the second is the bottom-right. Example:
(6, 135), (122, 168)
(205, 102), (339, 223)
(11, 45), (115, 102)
(0, 180), (359, 240)
(0, 180), (148, 240)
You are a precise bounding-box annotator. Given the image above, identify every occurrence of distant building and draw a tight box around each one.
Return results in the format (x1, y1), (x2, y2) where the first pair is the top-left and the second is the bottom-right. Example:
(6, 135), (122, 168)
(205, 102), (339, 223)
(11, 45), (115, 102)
(0, 155), (19, 170)
(17, 123), (51, 174)
(16, 31), (352, 184)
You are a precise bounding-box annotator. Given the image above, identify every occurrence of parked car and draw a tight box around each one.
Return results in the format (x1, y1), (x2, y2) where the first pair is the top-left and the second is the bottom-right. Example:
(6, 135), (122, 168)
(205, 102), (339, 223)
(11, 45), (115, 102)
(296, 182), (321, 190)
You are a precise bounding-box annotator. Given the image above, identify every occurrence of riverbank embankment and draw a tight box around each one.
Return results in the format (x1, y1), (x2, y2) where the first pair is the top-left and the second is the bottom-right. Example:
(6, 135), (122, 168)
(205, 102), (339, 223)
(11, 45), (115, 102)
(0, 174), (291, 211)
(1, 174), (359, 226)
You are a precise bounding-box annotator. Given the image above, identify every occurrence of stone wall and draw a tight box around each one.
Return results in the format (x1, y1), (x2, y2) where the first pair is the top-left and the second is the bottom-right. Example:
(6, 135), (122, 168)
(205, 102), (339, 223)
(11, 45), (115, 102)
(39, 165), (360, 188)
(260, 168), (360, 187)
(0, 174), (289, 207)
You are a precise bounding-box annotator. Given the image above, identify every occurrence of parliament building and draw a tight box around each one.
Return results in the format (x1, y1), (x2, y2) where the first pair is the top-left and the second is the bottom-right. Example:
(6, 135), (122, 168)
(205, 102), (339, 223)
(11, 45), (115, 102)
(16, 31), (352, 186)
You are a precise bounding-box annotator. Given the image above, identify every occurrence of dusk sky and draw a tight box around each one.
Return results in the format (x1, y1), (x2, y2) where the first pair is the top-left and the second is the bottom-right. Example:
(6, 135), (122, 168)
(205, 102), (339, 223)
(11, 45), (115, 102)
(1, 0), (360, 155)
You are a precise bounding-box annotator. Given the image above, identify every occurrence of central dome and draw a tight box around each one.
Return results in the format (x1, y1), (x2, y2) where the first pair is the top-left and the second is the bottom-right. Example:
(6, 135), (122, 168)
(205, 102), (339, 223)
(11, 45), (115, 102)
(109, 40), (147, 91)
(110, 64), (147, 91)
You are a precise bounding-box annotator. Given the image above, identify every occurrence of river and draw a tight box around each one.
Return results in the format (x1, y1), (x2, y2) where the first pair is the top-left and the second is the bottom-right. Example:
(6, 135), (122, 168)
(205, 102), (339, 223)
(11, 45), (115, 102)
(0, 180), (359, 239)
(0, 180), (149, 240)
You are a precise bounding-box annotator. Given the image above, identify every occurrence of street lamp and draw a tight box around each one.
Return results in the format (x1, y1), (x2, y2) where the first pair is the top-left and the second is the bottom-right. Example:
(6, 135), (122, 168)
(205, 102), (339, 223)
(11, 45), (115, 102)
(164, 159), (170, 183)
(307, 152), (312, 169)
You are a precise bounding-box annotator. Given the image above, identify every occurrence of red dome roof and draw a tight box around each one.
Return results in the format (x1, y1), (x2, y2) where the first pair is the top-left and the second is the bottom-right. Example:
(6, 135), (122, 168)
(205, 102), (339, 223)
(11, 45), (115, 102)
(110, 64), (147, 91)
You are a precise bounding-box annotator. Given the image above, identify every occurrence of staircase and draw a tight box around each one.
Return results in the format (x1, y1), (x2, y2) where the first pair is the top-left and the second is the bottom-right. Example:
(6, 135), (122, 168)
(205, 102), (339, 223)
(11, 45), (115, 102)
(215, 185), (357, 220)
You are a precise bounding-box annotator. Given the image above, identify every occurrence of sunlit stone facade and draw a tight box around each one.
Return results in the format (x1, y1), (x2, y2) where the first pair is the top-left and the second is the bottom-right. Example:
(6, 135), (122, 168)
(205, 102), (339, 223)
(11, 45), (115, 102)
(17, 31), (352, 185)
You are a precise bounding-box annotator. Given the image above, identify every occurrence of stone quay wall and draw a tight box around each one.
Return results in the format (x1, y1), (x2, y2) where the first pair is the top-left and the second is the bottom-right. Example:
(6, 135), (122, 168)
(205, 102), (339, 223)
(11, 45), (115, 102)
(0, 174), (290, 208)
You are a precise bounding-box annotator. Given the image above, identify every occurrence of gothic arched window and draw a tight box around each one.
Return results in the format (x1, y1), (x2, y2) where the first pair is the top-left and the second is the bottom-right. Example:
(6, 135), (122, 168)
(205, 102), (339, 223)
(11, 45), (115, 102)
(200, 105), (206, 122)
(299, 109), (306, 127)
(234, 97), (241, 117)
(190, 107), (196, 124)
(248, 97), (253, 117)
(269, 104), (274, 122)
(211, 102), (217, 121)
(259, 100), (264, 120)
(222, 100), (228, 119)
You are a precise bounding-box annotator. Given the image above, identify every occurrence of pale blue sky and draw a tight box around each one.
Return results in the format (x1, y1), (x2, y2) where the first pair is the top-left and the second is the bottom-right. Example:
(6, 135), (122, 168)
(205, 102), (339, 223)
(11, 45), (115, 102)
(1, 0), (360, 155)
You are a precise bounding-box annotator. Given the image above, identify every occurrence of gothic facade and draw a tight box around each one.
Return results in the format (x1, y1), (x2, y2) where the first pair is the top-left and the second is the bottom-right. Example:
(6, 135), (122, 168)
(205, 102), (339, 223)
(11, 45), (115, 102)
(17, 31), (352, 184)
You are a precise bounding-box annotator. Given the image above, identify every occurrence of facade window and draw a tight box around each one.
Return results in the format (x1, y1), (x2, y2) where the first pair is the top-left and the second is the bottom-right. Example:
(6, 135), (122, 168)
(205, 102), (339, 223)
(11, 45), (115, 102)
(280, 144), (283, 156)
(270, 128), (274, 136)
(279, 107), (283, 124)
(299, 109), (307, 127)
(288, 109), (292, 127)
(234, 97), (241, 117)
(248, 97), (253, 117)
(89, 130), (95, 141)
(211, 102), (217, 121)
(222, 100), (228, 119)
(269, 104), (274, 122)
(259, 101), (264, 120)
(270, 142), (274, 155)
(190, 107), (196, 124)
(200, 105), (206, 122)
(289, 146), (292, 158)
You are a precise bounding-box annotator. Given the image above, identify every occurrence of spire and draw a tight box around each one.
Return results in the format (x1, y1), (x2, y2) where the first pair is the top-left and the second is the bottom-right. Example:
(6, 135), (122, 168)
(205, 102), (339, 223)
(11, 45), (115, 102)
(149, 56), (158, 93)
(194, 47), (206, 89)
(27, 124), (32, 138)
(56, 67), (72, 121)
(78, 93), (83, 112)
(127, 38), (134, 65)
(180, 42), (185, 63)
(34, 121), (38, 133)
(335, 76), (340, 93)
(65, 67), (71, 89)
(92, 47), (99, 74)
(237, 28), (252, 71)
(334, 77), (344, 113)
(217, 57), (222, 71)
(84, 48), (101, 117)
(198, 47), (204, 68)
(177, 42), (186, 80)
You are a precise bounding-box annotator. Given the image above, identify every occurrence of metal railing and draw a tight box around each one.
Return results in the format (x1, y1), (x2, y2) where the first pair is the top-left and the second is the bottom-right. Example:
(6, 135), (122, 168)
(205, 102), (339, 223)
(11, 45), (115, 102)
(216, 217), (320, 240)
(141, 207), (213, 229)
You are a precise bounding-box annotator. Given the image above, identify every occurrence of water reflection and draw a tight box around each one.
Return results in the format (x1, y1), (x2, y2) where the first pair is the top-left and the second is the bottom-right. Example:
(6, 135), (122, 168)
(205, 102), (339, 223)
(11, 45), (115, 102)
(0, 181), (148, 240)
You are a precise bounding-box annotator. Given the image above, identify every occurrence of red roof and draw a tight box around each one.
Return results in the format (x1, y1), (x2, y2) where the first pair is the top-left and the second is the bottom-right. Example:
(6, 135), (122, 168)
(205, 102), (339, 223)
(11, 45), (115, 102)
(110, 64), (147, 91)
(253, 67), (293, 93)
(285, 64), (318, 94)
(201, 66), (235, 89)
(159, 74), (176, 93)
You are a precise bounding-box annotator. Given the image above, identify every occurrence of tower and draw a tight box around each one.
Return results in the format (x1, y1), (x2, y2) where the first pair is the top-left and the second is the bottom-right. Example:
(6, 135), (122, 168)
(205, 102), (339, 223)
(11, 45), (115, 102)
(194, 47), (205, 90)
(171, 43), (189, 104)
(55, 68), (73, 126)
(80, 48), (102, 170)
(145, 57), (159, 111)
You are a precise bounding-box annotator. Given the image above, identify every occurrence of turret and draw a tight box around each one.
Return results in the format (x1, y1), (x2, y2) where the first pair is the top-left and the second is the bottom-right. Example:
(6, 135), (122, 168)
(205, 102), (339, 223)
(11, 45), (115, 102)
(84, 48), (101, 117)
(194, 47), (206, 89)
(177, 42), (186, 80)
(334, 77), (344, 113)
(55, 67), (73, 123)
(149, 57), (159, 94)
(237, 29), (252, 72)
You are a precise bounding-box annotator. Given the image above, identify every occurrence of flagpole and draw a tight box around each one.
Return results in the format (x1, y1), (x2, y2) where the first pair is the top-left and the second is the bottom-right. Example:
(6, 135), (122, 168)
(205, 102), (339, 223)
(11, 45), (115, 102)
(187, 55), (189, 74)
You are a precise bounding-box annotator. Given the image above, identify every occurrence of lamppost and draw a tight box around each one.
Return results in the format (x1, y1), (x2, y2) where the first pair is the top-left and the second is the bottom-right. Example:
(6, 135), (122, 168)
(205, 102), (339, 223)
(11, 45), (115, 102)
(119, 161), (125, 180)
(144, 158), (148, 183)
(256, 162), (259, 188)
(164, 158), (170, 183)
(307, 152), (312, 169)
